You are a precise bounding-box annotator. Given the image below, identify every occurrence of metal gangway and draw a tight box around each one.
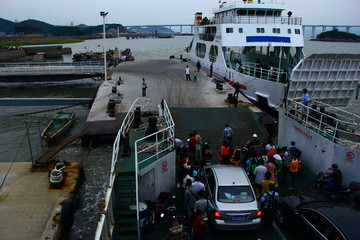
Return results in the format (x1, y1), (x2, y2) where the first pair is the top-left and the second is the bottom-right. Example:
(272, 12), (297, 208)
(0, 62), (104, 77)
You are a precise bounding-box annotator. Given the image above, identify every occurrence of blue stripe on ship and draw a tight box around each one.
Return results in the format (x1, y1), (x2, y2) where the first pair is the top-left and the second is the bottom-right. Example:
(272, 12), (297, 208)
(246, 36), (291, 43)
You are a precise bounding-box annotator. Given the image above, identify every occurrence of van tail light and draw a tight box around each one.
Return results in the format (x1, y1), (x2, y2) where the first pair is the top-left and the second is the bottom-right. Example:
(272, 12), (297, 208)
(254, 210), (262, 219)
(214, 211), (222, 220)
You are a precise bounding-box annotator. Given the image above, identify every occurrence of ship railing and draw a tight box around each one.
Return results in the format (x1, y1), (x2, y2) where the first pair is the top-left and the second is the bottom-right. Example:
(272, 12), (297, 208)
(214, 0), (285, 11)
(210, 16), (302, 26)
(284, 98), (360, 146)
(95, 97), (151, 240)
(134, 99), (175, 240)
(241, 62), (287, 82)
(95, 98), (175, 240)
(0, 62), (103, 67)
(209, 55), (217, 63)
(195, 50), (206, 59)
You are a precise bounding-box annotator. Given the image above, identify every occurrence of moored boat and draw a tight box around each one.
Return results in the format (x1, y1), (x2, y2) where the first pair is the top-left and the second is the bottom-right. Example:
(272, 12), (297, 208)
(185, 0), (360, 110)
(41, 111), (75, 142)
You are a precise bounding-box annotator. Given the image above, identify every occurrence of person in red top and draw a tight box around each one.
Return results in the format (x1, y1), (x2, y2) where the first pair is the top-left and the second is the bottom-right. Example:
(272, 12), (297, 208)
(219, 141), (230, 164)
(193, 210), (209, 240)
(188, 133), (197, 161)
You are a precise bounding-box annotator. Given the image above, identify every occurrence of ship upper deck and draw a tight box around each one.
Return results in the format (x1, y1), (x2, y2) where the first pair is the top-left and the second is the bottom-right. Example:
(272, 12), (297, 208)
(210, 0), (301, 26)
(214, 0), (286, 14)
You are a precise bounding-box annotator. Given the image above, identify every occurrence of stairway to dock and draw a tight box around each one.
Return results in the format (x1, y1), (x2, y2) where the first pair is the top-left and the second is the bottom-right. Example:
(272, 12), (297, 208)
(115, 171), (139, 240)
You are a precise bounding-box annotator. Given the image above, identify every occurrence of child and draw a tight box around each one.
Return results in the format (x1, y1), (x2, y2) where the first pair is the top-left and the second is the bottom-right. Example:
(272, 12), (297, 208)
(194, 69), (198, 82)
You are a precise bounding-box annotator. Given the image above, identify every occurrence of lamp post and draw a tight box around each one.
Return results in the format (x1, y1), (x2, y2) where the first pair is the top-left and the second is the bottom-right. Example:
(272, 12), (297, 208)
(100, 11), (108, 80)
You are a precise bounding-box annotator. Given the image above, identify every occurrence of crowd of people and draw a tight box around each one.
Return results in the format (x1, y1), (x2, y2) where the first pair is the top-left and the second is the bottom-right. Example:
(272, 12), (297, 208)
(174, 123), (343, 235)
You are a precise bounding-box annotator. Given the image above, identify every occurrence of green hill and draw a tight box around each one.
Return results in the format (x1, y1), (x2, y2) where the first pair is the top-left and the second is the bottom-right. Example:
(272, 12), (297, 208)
(0, 18), (15, 34)
(0, 17), (129, 36)
(314, 29), (360, 42)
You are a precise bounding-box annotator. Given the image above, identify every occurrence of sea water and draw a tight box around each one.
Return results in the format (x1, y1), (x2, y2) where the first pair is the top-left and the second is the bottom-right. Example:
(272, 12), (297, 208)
(0, 36), (359, 239)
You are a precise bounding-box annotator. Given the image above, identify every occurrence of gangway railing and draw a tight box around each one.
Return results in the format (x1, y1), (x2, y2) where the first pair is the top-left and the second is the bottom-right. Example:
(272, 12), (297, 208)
(241, 62), (287, 83)
(94, 98), (175, 240)
(284, 98), (360, 146)
(0, 62), (104, 76)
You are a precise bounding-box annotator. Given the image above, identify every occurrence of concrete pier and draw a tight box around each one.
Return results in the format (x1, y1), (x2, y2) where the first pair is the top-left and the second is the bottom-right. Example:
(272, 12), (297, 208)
(82, 59), (255, 144)
(0, 162), (84, 240)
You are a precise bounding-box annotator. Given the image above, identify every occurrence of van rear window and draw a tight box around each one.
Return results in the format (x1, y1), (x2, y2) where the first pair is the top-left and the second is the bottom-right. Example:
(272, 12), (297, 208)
(218, 186), (254, 203)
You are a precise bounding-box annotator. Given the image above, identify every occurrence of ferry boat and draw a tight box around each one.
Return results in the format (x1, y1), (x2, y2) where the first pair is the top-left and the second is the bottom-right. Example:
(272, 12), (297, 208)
(185, 0), (360, 110)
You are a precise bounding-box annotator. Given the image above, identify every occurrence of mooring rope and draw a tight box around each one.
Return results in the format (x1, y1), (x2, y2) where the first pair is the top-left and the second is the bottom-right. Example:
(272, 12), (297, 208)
(137, 142), (165, 153)
(0, 131), (27, 190)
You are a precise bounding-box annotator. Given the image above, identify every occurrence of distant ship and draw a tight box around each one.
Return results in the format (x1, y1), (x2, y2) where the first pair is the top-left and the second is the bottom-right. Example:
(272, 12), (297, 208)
(185, 0), (360, 110)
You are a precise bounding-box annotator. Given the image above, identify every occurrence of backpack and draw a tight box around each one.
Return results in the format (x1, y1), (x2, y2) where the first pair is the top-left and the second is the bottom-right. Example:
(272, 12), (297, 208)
(226, 127), (233, 139)
(250, 158), (257, 174)
(266, 191), (278, 211)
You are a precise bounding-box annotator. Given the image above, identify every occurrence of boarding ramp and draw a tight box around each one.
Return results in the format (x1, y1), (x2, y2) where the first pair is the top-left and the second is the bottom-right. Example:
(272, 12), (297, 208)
(287, 54), (360, 106)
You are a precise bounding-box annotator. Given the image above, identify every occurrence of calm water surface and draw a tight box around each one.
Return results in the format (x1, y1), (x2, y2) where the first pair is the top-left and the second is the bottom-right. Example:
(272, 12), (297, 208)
(1, 36), (359, 239)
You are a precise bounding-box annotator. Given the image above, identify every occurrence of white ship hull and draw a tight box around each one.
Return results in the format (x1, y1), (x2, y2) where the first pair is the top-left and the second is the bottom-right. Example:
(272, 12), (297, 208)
(185, 1), (360, 110)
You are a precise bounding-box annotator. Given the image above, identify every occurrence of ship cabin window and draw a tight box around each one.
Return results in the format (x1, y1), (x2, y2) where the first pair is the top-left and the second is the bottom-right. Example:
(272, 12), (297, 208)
(272, 28), (280, 34)
(295, 29), (301, 34)
(236, 10), (247, 16)
(257, 10), (265, 16)
(196, 43), (206, 59)
(266, 10), (281, 16)
(209, 45), (218, 63)
(226, 28), (233, 33)
(288, 29), (291, 34)
(257, 28), (265, 33)
(248, 10), (255, 16)
(199, 26), (217, 41)
(239, 28), (243, 33)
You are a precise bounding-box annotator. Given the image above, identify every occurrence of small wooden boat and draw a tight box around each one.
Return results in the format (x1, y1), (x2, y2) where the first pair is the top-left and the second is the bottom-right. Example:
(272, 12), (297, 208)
(41, 111), (75, 142)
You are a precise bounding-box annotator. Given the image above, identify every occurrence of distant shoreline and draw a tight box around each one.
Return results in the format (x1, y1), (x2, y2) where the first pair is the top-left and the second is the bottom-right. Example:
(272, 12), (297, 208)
(310, 38), (360, 43)
(0, 36), (84, 49)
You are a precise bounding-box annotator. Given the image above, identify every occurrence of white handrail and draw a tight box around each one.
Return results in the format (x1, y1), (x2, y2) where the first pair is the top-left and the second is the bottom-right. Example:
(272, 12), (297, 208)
(95, 98), (174, 240)
(283, 98), (360, 144)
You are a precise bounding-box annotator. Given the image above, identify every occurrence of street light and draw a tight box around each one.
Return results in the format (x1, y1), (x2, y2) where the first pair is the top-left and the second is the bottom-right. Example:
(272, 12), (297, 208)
(100, 11), (108, 80)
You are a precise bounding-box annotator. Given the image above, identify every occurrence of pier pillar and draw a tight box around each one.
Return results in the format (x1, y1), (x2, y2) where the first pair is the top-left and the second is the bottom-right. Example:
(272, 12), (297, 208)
(311, 26), (316, 37)
(191, 26), (194, 34)
(346, 26), (351, 33)
(322, 26), (326, 33)
(180, 25), (183, 33)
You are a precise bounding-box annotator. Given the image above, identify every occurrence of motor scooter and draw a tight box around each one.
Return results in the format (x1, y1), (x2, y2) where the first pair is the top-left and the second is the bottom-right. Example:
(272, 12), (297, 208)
(201, 141), (213, 167)
(310, 170), (360, 203)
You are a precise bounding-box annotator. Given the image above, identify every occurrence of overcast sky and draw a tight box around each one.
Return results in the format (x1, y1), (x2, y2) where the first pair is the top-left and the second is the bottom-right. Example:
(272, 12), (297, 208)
(0, 0), (359, 26)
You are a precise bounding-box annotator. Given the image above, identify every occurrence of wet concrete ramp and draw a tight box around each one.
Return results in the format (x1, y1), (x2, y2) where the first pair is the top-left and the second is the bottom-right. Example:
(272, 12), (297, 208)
(171, 107), (269, 151)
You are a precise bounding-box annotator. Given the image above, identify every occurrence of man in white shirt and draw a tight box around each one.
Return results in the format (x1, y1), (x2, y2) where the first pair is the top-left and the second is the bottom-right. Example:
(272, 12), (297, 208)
(253, 158), (267, 197)
(185, 65), (191, 81)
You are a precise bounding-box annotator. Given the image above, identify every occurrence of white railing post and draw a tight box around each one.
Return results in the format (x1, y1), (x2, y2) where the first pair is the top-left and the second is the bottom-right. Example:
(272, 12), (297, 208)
(333, 118), (339, 142)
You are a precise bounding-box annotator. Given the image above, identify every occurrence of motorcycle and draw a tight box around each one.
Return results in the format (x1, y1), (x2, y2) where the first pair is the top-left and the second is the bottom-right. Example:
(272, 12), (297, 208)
(201, 141), (213, 166)
(159, 192), (178, 224)
(310, 170), (356, 202)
